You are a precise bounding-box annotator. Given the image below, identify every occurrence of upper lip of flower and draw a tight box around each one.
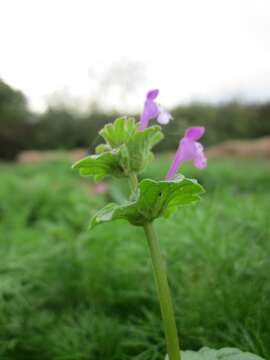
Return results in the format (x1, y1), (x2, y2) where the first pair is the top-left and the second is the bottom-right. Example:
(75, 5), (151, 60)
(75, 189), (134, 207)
(146, 89), (159, 100)
(139, 89), (172, 131)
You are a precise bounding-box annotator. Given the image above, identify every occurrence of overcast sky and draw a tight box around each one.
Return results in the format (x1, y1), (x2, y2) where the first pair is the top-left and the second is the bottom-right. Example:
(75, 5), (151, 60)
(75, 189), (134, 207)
(1, 0), (270, 112)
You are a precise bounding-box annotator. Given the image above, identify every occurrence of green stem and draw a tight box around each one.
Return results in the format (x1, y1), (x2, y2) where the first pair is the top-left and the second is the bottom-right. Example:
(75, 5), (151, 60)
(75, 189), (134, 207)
(128, 174), (180, 359)
(144, 222), (181, 360)
(128, 173), (138, 192)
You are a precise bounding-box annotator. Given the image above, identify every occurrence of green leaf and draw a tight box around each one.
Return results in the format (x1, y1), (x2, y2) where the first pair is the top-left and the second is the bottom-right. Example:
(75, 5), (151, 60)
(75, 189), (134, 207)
(71, 150), (124, 181)
(99, 116), (138, 147)
(90, 176), (204, 228)
(126, 124), (164, 172)
(99, 116), (164, 173)
(73, 117), (164, 179)
(165, 347), (265, 360)
(95, 143), (110, 154)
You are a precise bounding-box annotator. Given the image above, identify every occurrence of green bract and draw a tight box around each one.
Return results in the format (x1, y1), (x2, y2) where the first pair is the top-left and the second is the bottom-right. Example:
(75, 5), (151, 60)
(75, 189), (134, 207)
(99, 116), (139, 147)
(90, 176), (204, 228)
(165, 348), (265, 360)
(72, 117), (163, 180)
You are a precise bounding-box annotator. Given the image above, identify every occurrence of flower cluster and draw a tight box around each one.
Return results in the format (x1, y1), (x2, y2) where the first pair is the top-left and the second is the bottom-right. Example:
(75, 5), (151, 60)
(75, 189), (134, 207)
(139, 89), (207, 179)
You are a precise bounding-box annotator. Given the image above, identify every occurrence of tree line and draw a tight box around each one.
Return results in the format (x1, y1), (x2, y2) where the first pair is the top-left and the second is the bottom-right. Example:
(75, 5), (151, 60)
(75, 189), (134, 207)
(1, 79), (270, 160)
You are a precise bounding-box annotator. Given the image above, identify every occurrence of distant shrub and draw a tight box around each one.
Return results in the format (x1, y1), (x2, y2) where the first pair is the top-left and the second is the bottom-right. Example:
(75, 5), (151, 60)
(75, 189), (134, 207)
(1, 78), (270, 159)
(0, 79), (31, 159)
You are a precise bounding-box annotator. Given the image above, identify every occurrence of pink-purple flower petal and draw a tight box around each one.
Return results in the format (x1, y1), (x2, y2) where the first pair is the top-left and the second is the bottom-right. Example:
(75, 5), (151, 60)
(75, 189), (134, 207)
(139, 89), (172, 131)
(157, 109), (172, 125)
(166, 127), (207, 180)
(193, 143), (207, 169)
(147, 89), (159, 100)
(185, 127), (205, 141)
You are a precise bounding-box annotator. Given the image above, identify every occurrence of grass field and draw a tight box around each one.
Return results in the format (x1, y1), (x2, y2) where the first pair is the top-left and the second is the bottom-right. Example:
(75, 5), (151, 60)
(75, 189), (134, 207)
(0, 157), (270, 360)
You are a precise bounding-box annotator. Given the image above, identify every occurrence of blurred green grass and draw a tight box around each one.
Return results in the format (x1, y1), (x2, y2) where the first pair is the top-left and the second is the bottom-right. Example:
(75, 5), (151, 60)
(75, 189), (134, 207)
(0, 157), (270, 360)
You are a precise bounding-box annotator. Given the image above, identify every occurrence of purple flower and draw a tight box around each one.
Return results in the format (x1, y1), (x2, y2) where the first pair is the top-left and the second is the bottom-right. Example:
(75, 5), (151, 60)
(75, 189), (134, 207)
(166, 127), (207, 180)
(139, 89), (172, 131)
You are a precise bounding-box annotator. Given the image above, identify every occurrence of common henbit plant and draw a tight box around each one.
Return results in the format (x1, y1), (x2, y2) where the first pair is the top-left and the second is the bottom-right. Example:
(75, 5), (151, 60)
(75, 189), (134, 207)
(72, 90), (265, 360)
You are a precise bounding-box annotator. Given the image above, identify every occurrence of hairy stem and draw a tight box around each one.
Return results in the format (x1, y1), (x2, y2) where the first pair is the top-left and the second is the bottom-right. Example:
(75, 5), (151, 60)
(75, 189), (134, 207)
(144, 222), (181, 360)
(128, 173), (138, 192)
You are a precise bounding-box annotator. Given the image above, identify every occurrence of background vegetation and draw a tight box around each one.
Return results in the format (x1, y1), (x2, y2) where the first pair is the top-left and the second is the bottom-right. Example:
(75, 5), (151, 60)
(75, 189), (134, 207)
(0, 157), (269, 360)
(1, 78), (270, 160)
(1, 76), (270, 359)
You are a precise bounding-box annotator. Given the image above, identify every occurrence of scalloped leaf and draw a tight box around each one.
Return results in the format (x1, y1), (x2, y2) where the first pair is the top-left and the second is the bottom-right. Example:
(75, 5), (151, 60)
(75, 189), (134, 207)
(99, 117), (164, 173)
(165, 347), (265, 360)
(71, 149), (124, 181)
(90, 176), (204, 228)
(73, 117), (164, 179)
(126, 125), (164, 172)
(99, 116), (138, 147)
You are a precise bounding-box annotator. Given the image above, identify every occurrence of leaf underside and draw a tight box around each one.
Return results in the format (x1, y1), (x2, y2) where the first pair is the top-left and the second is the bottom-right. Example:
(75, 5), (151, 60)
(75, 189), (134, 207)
(72, 150), (124, 182)
(90, 176), (204, 228)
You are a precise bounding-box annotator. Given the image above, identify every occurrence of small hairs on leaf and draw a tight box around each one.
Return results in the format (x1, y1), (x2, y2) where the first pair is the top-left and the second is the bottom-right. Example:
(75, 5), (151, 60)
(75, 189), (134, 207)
(72, 150), (124, 181)
(72, 117), (164, 180)
(90, 176), (204, 228)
